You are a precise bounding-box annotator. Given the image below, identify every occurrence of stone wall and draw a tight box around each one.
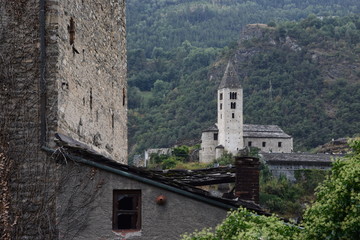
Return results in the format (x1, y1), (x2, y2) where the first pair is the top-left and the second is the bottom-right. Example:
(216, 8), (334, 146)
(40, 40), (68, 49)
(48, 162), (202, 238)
(49, 0), (127, 162)
(262, 153), (333, 181)
(0, 1), (57, 238)
(267, 162), (331, 181)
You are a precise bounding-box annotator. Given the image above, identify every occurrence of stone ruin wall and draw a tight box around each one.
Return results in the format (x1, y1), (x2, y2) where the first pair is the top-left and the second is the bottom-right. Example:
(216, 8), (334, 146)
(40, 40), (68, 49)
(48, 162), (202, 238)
(51, 0), (127, 163)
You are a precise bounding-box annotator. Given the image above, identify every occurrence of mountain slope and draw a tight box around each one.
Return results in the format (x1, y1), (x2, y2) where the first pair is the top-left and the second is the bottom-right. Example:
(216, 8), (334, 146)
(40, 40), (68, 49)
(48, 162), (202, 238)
(127, 0), (360, 56)
(128, 15), (360, 156)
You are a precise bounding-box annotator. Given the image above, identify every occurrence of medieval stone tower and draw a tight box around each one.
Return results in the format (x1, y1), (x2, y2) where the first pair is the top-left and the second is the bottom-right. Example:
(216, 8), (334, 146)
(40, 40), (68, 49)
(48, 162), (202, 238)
(217, 62), (244, 155)
(1, 0), (127, 162)
(0, 0), (127, 238)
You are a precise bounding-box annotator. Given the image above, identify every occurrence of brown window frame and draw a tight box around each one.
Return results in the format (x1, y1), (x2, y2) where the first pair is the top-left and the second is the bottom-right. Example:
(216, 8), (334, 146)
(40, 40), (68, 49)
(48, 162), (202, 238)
(113, 190), (141, 231)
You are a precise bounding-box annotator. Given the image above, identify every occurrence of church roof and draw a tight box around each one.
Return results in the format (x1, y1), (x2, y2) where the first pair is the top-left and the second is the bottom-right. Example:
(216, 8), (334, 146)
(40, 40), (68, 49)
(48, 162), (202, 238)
(203, 124), (218, 132)
(218, 61), (241, 89)
(243, 124), (292, 138)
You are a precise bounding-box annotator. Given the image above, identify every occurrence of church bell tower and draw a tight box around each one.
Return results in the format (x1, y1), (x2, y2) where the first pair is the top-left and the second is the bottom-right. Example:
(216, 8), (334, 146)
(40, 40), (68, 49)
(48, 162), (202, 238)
(217, 61), (243, 155)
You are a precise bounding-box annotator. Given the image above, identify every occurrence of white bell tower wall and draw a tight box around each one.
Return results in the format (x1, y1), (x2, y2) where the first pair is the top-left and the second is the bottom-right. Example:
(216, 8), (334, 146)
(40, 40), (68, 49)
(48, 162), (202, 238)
(217, 87), (244, 155)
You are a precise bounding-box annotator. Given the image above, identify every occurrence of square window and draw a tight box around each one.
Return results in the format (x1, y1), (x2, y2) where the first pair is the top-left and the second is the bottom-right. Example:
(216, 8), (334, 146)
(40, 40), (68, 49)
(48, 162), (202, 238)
(214, 133), (218, 141)
(113, 190), (141, 231)
(248, 141), (252, 147)
(262, 142), (266, 147)
(278, 142), (282, 147)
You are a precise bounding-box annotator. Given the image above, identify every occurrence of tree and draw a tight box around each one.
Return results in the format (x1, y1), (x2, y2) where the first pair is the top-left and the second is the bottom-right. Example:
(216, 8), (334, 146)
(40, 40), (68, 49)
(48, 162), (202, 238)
(300, 139), (360, 240)
(181, 207), (300, 240)
(181, 139), (360, 240)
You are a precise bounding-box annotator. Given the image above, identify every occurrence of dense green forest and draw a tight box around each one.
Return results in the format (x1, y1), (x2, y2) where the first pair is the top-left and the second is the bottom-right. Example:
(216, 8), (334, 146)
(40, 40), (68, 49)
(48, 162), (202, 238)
(127, 0), (360, 157)
(127, 0), (360, 56)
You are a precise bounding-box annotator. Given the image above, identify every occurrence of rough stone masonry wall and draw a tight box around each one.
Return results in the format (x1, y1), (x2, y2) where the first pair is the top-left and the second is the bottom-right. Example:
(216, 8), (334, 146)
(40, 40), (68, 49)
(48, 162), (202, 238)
(0, 1), (57, 239)
(52, 0), (127, 163)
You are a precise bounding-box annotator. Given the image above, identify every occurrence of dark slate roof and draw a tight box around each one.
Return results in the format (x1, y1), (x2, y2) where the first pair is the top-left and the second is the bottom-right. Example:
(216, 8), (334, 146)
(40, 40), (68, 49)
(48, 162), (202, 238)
(218, 61), (241, 89)
(202, 124), (218, 132)
(260, 152), (341, 166)
(243, 124), (292, 138)
(50, 133), (266, 214)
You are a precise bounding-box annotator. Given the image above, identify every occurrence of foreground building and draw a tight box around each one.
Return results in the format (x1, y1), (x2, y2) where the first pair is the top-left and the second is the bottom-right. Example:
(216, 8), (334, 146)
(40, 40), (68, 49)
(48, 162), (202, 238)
(200, 62), (293, 163)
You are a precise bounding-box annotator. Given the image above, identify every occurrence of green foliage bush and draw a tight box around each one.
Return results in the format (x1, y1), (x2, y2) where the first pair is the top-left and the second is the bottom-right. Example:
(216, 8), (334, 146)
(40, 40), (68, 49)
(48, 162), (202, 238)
(181, 207), (301, 240)
(213, 151), (233, 166)
(300, 139), (360, 239)
(172, 145), (190, 161)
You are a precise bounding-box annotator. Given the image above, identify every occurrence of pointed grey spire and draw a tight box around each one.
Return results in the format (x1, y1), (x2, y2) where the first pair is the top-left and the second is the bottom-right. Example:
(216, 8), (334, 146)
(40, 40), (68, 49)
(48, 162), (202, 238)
(218, 61), (241, 89)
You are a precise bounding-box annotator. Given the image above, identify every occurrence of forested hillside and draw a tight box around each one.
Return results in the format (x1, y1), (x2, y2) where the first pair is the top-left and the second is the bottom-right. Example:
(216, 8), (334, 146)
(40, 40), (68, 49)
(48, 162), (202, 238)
(127, 0), (359, 56)
(127, 0), (360, 157)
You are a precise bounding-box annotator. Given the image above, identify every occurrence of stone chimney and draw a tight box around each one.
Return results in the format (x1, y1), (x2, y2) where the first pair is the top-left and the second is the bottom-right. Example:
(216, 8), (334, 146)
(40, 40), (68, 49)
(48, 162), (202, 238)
(234, 156), (260, 203)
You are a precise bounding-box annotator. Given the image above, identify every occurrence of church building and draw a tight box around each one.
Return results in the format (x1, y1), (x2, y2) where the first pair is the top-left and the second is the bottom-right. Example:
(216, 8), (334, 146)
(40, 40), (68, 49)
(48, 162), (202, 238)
(199, 62), (293, 163)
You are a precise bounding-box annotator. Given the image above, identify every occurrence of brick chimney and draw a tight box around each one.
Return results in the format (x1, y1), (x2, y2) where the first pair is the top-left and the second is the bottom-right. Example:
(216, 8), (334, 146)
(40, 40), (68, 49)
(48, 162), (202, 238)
(234, 156), (260, 203)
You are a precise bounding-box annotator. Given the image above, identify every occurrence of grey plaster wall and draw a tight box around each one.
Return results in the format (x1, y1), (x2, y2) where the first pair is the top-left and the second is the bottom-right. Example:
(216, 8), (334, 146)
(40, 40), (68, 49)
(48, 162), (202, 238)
(58, 161), (228, 240)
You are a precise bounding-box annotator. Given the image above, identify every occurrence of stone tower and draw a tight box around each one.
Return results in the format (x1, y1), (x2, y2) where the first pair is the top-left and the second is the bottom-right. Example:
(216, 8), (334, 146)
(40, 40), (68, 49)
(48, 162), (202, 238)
(0, 1), (127, 238)
(217, 61), (243, 155)
(1, 0), (127, 162)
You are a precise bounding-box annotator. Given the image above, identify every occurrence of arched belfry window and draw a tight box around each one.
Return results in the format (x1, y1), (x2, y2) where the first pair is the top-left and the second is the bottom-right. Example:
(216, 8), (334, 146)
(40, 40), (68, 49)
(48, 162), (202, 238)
(230, 92), (237, 99)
